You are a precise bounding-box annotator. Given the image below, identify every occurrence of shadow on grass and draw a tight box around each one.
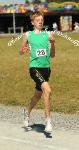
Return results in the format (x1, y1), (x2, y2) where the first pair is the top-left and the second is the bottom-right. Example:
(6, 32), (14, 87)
(22, 124), (52, 138)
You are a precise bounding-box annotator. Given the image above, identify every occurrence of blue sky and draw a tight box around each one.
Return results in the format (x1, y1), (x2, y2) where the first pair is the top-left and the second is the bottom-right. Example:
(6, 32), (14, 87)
(0, 0), (25, 4)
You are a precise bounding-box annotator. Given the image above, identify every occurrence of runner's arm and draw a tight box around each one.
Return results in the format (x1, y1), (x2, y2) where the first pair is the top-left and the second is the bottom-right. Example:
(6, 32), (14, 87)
(19, 32), (29, 55)
(49, 32), (55, 58)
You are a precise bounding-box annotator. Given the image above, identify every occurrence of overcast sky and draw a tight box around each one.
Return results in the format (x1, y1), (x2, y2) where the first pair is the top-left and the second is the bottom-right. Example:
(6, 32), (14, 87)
(0, 0), (25, 4)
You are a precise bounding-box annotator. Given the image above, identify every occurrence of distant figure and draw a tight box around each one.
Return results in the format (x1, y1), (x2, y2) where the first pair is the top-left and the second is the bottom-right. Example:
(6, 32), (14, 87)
(52, 22), (58, 31)
(74, 22), (79, 32)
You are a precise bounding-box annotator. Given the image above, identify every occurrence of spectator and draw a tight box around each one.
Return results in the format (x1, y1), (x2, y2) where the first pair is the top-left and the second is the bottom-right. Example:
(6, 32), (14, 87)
(74, 22), (79, 32)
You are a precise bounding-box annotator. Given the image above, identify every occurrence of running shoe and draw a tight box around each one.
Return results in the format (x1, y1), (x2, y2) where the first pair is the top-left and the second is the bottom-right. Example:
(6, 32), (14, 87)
(45, 118), (52, 133)
(23, 109), (29, 127)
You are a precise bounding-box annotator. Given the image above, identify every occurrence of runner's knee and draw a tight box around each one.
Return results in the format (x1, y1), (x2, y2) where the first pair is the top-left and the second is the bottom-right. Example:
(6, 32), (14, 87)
(45, 87), (51, 96)
(34, 92), (42, 99)
(42, 84), (51, 96)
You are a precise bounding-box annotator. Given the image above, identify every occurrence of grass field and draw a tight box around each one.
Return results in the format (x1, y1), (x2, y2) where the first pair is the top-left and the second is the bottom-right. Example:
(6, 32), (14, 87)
(0, 33), (79, 114)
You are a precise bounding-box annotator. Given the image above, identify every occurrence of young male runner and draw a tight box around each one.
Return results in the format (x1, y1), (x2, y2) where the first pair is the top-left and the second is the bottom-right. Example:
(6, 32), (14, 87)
(20, 12), (55, 132)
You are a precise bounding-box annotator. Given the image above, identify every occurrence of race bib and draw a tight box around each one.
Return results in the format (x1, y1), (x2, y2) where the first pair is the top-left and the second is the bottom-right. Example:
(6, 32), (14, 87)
(36, 49), (46, 57)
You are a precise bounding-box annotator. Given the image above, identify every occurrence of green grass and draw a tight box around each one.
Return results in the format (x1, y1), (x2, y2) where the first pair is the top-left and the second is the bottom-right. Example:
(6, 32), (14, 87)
(0, 33), (79, 114)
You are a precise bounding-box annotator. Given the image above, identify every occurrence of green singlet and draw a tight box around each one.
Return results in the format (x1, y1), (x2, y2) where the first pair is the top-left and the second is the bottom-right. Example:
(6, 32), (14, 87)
(27, 31), (50, 68)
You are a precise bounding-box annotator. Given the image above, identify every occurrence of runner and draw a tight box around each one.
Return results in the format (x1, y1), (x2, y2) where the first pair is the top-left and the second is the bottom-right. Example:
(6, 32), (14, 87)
(19, 11), (55, 133)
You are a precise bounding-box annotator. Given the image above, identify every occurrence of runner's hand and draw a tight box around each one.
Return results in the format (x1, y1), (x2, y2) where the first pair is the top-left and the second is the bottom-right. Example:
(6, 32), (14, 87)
(19, 47), (26, 55)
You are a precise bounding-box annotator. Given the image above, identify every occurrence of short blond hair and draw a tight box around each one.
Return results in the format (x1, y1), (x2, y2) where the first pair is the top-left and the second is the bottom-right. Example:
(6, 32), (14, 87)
(30, 11), (44, 22)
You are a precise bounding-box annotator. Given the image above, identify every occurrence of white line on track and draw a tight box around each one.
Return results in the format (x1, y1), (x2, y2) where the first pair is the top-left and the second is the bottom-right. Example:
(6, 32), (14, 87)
(0, 136), (70, 150)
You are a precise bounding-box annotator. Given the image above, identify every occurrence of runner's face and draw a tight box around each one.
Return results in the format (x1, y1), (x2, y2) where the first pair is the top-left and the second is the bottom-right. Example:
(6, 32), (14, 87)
(33, 15), (44, 30)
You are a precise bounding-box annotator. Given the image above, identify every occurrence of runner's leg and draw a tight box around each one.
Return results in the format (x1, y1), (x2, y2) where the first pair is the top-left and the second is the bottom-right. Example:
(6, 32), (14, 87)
(24, 89), (42, 127)
(27, 89), (42, 115)
(41, 81), (52, 132)
(41, 81), (51, 118)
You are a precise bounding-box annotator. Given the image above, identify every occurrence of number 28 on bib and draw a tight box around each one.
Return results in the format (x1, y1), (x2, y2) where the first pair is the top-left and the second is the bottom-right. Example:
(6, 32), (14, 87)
(36, 49), (47, 57)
